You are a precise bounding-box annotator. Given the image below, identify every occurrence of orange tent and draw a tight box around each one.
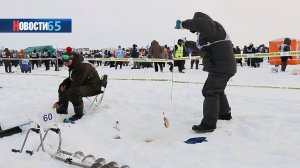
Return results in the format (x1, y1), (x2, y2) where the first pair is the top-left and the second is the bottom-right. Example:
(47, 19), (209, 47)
(269, 38), (300, 65)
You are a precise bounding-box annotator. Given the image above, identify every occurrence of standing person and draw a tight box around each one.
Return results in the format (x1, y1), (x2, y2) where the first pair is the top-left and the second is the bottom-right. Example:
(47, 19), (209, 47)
(131, 44), (140, 69)
(175, 12), (237, 132)
(149, 40), (163, 72)
(42, 48), (51, 71)
(170, 39), (186, 73)
(182, 42), (189, 70)
(94, 51), (103, 67)
(234, 46), (243, 67)
(279, 38), (292, 72)
(257, 44), (266, 66)
(167, 47), (174, 72)
(245, 43), (256, 67)
(53, 47), (106, 121)
(161, 45), (168, 68)
(115, 45), (125, 70)
(12, 50), (19, 67)
(1, 48), (12, 73)
(190, 49), (200, 69)
(19, 49), (24, 59)
(52, 51), (63, 71)
(107, 51), (115, 68)
(31, 49), (39, 70)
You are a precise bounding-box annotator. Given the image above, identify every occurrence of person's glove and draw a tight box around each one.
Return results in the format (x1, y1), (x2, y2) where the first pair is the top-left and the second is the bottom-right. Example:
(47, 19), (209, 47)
(175, 20), (183, 29)
(52, 102), (60, 109)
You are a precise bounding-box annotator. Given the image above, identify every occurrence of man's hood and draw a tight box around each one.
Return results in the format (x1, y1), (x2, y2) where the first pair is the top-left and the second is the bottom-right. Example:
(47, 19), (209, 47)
(68, 52), (84, 69)
(151, 40), (159, 46)
(193, 12), (213, 21)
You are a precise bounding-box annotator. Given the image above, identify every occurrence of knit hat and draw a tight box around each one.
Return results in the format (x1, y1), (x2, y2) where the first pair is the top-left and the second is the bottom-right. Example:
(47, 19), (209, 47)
(66, 46), (72, 56)
(178, 39), (184, 44)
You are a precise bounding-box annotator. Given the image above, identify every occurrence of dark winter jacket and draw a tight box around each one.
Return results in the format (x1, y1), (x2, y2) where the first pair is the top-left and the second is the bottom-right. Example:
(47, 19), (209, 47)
(279, 38), (292, 62)
(42, 51), (51, 58)
(234, 47), (241, 54)
(60, 52), (102, 94)
(149, 40), (163, 59)
(2, 48), (12, 64)
(182, 12), (236, 75)
(244, 44), (256, 54)
(131, 47), (139, 58)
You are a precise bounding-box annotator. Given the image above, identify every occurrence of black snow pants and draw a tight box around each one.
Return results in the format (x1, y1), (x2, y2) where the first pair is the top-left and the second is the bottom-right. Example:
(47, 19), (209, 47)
(201, 72), (232, 128)
(59, 85), (99, 107)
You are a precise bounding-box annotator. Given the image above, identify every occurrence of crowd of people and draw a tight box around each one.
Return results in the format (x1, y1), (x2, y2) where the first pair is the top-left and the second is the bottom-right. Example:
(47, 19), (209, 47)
(0, 47), (61, 73)
(0, 39), (293, 74)
(233, 43), (269, 68)
(232, 38), (293, 72)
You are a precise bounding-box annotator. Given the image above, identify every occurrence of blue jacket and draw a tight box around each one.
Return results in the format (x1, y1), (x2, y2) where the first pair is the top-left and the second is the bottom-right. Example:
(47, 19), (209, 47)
(115, 49), (125, 58)
(20, 59), (31, 72)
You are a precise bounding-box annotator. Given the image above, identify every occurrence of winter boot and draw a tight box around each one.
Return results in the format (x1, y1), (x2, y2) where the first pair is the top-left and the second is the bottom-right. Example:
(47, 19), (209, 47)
(54, 102), (68, 114)
(218, 113), (232, 120)
(69, 105), (84, 121)
(192, 123), (215, 133)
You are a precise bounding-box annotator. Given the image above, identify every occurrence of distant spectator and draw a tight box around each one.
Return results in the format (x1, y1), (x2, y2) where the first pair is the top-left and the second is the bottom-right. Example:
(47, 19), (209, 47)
(149, 40), (163, 72)
(190, 49), (200, 69)
(31, 49), (39, 70)
(20, 55), (31, 73)
(234, 46), (243, 67)
(1, 48), (12, 73)
(94, 51), (103, 67)
(115, 45), (125, 70)
(12, 50), (19, 67)
(131, 44), (140, 69)
(245, 43), (256, 67)
(170, 39), (186, 73)
(161, 45), (168, 67)
(182, 41), (189, 70)
(52, 52), (63, 71)
(255, 44), (266, 67)
(42, 48), (51, 70)
(279, 38), (292, 72)
(19, 49), (24, 59)
(166, 47), (173, 72)
(107, 51), (115, 67)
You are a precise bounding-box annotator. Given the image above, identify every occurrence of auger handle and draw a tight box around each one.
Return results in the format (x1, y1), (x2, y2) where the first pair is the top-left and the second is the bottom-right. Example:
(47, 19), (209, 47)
(30, 128), (40, 134)
(11, 149), (20, 153)
(26, 150), (34, 156)
(50, 128), (60, 134)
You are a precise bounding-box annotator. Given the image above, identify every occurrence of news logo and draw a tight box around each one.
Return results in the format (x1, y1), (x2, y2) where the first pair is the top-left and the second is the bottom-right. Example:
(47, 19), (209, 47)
(0, 19), (72, 33)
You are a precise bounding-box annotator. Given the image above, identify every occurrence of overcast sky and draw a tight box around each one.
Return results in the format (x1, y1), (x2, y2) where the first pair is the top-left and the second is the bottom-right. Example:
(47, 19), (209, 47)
(1, 0), (299, 49)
